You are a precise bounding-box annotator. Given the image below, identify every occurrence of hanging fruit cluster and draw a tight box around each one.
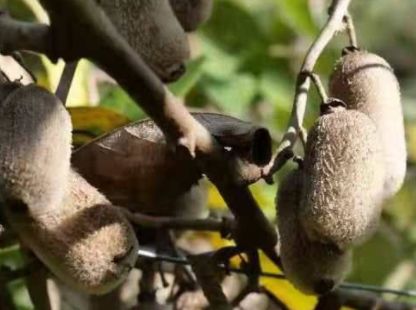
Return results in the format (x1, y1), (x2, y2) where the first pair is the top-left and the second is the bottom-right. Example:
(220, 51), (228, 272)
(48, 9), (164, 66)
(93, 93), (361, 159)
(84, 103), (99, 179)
(277, 48), (406, 295)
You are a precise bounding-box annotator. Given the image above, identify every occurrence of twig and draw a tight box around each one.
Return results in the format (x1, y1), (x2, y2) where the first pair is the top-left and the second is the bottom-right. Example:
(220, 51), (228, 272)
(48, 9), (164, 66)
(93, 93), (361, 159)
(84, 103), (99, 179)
(20, 249), (52, 310)
(307, 72), (328, 103)
(137, 249), (416, 297)
(188, 254), (232, 309)
(55, 61), (78, 104)
(25, 267), (52, 310)
(343, 13), (358, 48)
(0, 13), (52, 57)
(122, 209), (234, 237)
(265, 0), (352, 180)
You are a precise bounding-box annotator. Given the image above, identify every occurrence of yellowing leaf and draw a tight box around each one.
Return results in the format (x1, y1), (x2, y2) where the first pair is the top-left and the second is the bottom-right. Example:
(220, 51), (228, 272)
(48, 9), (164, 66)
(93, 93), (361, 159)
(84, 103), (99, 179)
(41, 58), (92, 106)
(260, 253), (317, 310)
(69, 107), (131, 148)
(207, 182), (227, 210)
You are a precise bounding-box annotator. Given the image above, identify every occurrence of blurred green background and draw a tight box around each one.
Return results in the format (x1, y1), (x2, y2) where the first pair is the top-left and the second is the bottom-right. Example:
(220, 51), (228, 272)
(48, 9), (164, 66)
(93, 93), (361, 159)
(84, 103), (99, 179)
(1, 0), (416, 309)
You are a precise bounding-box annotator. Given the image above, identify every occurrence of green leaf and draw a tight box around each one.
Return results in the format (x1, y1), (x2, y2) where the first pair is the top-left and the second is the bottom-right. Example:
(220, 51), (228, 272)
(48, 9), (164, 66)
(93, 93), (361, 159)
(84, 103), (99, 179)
(202, 0), (265, 53)
(275, 0), (318, 36)
(9, 279), (33, 310)
(98, 83), (145, 120)
(169, 57), (206, 97)
(198, 36), (241, 80)
(204, 74), (257, 117)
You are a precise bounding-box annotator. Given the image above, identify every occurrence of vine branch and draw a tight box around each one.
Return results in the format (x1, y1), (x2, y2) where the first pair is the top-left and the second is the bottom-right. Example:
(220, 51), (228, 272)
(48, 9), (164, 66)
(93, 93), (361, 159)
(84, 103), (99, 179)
(265, 0), (353, 181)
(121, 209), (233, 236)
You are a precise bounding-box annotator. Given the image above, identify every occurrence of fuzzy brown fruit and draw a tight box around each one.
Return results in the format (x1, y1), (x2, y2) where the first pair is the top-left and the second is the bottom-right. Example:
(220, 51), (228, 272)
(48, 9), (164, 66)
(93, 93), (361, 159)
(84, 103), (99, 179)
(99, 0), (190, 82)
(169, 0), (213, 32)
(0, 84), (71, 215)
(5, 171), (138, 295)
(277, 169), (352, 295)
(300, 108), (385, 249)
(329, 50), (406, 200)
(0, 84), (138, 294)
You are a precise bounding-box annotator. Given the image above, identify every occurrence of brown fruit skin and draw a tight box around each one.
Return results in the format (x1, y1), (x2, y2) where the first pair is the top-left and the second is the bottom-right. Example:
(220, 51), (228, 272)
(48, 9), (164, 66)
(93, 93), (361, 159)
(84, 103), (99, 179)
(169, 0), (213, 32)
(0, 84), (138, 294)
(277, 170), (352, 295)
(5, 170), (138, 295)
(99, 0), (190, 82)
(0, 84), (71, 216)
(329, 50), (406, 200)
(300, 109), (385, 249)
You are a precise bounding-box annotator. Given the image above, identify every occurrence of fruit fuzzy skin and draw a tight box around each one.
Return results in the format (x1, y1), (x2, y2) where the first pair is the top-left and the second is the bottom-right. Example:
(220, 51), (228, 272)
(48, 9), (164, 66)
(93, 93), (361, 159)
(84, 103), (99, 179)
(0, 84), (138, 294)
(277, 170), (352, 295)
(329, 50), (406, 200)
(6, 170), (138, 295)
(300, 109), (385, 250)
(169, 0), (213, 32)
(0, 84), (71, 216)
(100, 0), (190, 82)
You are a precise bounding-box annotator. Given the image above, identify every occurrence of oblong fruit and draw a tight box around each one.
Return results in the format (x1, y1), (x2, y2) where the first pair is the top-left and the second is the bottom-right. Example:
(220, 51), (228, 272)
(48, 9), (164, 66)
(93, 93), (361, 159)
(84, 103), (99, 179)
(100, 0), (190, 82)
(329, 50), (406, 199)
(0, 84), (138, 294)
(300, 108), (384, 249)
(0, 84), (71, 215)
(277, 169), (352, 295)
(169, 0), (213, 32)
(5, 170), (138, 295)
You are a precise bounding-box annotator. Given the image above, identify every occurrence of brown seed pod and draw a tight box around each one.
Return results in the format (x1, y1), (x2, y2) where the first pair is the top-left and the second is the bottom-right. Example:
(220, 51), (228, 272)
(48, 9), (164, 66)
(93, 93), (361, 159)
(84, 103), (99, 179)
(72, 112), (271, 217)
(0, 84), (138, 294)
(329, 50), (406, 200)
(277, 169), (352, 295)
(0, 84), (71, 215)
(99, 0), (190, 82)
(300, 108), (385, 249)
(5, 170), (138, 295)
(169, 0), (213, 32)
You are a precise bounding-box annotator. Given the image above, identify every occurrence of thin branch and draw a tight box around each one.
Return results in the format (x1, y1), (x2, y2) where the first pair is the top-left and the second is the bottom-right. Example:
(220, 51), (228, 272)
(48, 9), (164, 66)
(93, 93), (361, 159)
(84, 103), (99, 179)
(25, 266), (52, 310)
(55, 61), (78, 104)
(188, 254), (232, 309)
(137, 249), (416, 310)
(121, 209), (233, 236)
(343, 13), (358, 48)
(0, 14), (52, 57)
(307, 72), (328, 103)
(265, 0), (352, 180)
